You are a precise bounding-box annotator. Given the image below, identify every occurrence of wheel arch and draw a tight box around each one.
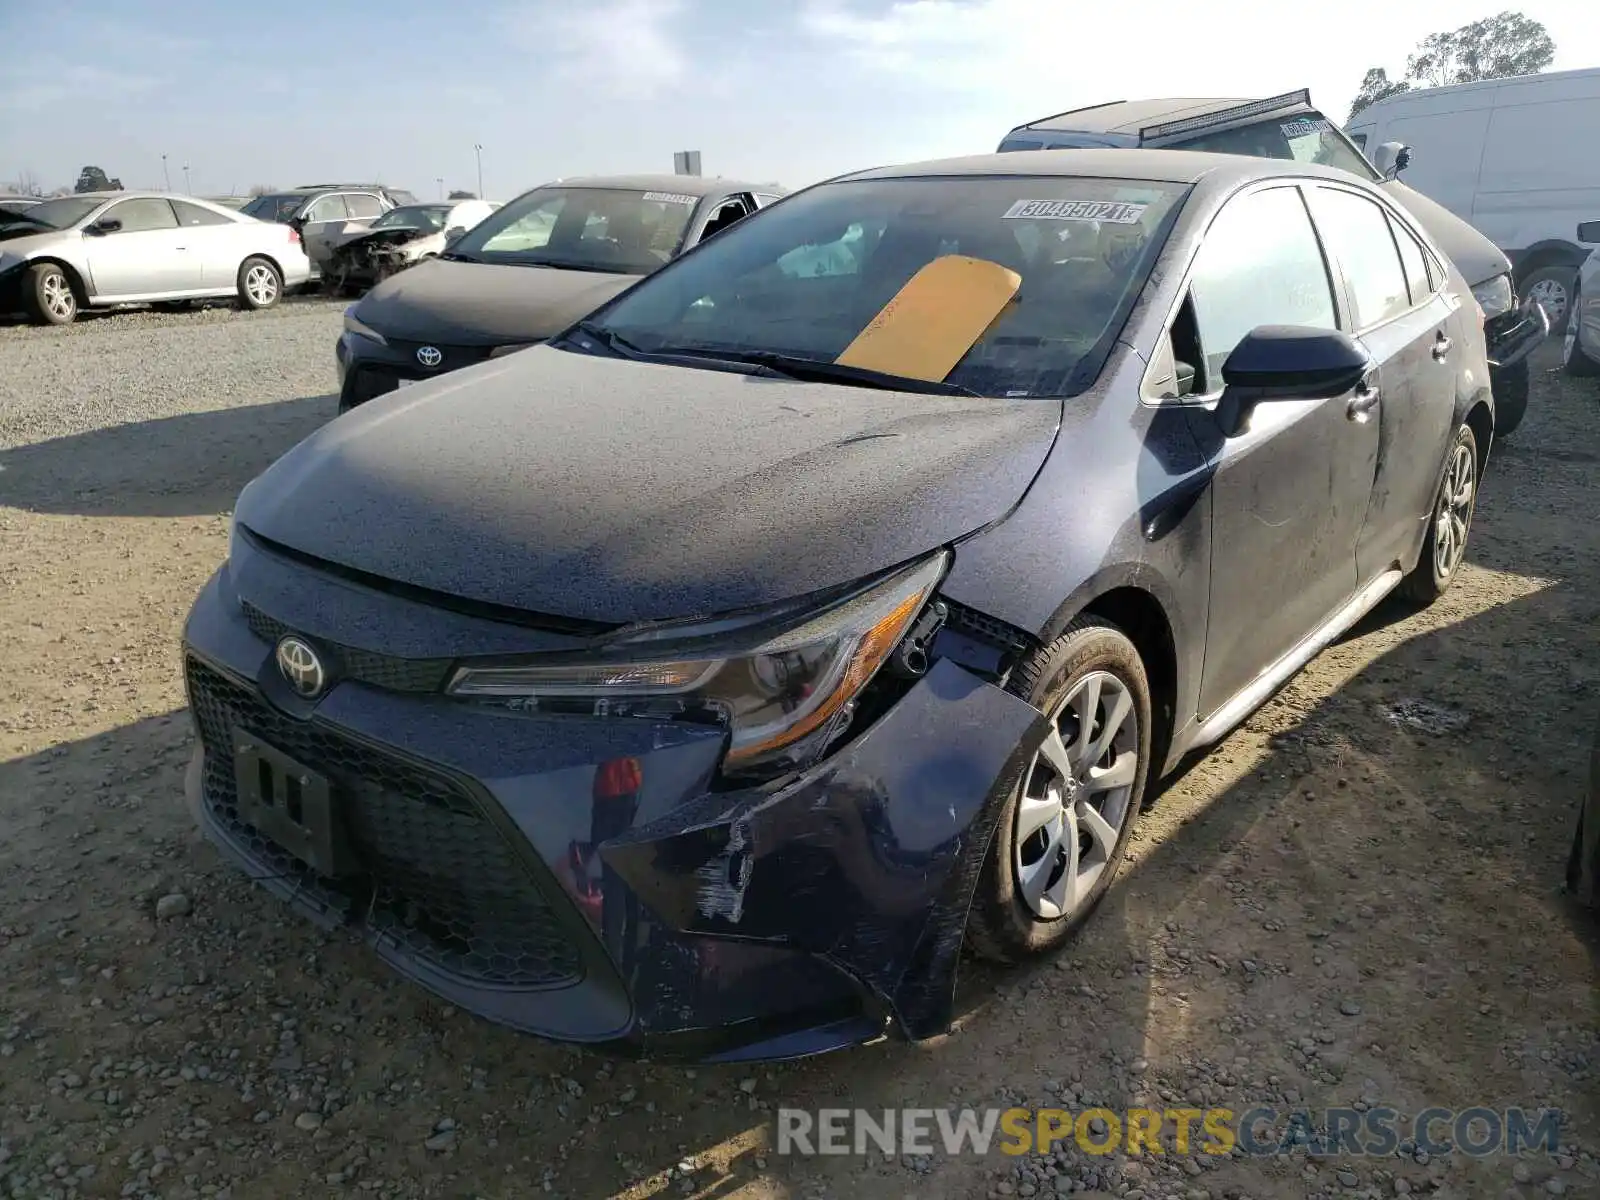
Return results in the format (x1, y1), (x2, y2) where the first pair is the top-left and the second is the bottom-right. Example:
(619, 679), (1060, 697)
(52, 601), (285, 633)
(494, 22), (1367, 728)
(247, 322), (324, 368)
(1513, 241), (1587, 284)
(27, 255), (91, 303)
(239, 252), (285, 282)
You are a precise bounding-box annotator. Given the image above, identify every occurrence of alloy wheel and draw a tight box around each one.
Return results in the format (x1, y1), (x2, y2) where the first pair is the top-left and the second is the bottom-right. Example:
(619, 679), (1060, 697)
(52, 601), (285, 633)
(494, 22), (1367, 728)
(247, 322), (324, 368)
(42, 272), (74, 321)
(1527, 275), (1570, 331)
(1013, 671), (1140, 921)
(245, 264), (278, 306)
(1433, 440), (1475, 579)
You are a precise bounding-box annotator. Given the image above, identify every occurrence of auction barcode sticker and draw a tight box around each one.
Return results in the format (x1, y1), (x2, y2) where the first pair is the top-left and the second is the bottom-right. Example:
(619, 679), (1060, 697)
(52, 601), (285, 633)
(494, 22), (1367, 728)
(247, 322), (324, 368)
(643, 191), (697, 205)
(1281, 118), (1331, 138)
(1002, 199), (1147, 224)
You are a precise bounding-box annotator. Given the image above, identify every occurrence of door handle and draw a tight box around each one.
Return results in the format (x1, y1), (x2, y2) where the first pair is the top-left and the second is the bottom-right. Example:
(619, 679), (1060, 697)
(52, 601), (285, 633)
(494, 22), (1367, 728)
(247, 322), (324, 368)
(1432, 332), (1451, 361)
(1347, 382), (1380, 422)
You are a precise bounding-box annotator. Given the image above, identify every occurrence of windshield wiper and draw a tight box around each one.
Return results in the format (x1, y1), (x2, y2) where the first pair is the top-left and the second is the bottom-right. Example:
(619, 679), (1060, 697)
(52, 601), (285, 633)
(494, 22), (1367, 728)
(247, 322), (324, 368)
(567, 320), (652, 360)
(651, 348), (981, 397)
(439, 250), (480, 263)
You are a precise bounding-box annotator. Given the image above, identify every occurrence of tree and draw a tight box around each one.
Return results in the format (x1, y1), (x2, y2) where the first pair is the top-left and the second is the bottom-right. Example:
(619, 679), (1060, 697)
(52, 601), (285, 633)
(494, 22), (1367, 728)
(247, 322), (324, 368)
(5, 169), (45, 197)
(74, 165), (123, 193)
(1407, 11), (1555, 88)
(1348, 68), (1411, 121)
(1347, 11), (1555, 122)
(447, 189), (477, 200)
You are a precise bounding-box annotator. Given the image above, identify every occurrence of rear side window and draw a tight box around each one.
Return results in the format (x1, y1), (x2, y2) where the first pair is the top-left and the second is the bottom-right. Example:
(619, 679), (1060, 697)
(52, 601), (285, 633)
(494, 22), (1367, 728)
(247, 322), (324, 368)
(1187, 185), (1338, 384)
(172, 200), (233, 227)
(1388, 213), (1434, 305)
(1305, 186), (1411, 328)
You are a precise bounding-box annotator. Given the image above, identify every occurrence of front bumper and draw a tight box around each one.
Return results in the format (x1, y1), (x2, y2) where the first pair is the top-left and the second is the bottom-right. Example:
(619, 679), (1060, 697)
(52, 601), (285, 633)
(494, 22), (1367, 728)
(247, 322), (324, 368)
(1486, 296), (1549, 370)
(180, 549), (1042, 1060)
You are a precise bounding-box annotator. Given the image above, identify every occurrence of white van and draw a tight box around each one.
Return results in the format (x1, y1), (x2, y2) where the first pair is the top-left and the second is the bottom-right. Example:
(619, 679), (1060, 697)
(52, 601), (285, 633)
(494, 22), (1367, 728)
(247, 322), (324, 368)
(1346, 67), (1600, 334)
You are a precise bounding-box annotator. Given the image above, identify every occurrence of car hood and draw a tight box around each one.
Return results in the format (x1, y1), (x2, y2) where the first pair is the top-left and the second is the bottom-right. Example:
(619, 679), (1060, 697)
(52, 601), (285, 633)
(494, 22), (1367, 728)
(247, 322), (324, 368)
(234, 346), (1060, 625)
(0, 225), (69, 250)
(352, 257), (643, 345)
(1381, 180), (1511, 287)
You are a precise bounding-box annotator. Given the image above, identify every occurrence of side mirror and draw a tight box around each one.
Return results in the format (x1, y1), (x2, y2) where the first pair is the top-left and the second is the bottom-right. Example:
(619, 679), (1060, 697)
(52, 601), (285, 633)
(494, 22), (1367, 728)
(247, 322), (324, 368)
(85, 218), (122, 235)
(1578, 221), (1600, 244)
(1372, 141), (1411, 180)
(444, 226), (466, 243)
(1215, 326), (1372, 437)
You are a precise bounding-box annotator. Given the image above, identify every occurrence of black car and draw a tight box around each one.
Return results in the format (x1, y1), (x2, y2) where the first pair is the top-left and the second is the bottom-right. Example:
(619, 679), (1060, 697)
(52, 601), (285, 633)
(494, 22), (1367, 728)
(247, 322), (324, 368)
(1569, 712), (1600, 908)
(183, 148), (1492, 1061)
(999, 90), (1549, 435)
(333, 174), (786, 412)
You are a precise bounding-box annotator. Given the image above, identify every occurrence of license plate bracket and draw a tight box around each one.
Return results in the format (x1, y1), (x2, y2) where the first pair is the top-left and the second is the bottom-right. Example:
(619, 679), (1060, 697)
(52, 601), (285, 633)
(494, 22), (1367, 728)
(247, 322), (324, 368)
(232, 729), (355, 878)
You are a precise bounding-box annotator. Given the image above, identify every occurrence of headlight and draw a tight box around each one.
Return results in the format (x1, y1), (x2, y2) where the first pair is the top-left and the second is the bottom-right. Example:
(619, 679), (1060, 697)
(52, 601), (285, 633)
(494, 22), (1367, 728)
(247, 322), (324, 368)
(447, 552), (950, 777)
(342, 307), (387, 345)
(1471, 274), (1514, 319)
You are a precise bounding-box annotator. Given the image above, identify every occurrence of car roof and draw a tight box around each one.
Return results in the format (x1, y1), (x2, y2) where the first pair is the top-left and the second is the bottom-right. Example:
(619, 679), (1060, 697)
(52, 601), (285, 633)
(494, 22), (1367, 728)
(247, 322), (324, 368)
(545, 173), (779, 196)
(1019, 98), (1258, 134)
(836, 146), (1316, 186)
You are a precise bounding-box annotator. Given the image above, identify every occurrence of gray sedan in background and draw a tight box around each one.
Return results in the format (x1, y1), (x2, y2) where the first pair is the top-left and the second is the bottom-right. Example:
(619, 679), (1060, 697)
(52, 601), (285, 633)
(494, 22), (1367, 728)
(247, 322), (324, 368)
(1563, 221), (1600, 378)
(0, 192), (312, 325)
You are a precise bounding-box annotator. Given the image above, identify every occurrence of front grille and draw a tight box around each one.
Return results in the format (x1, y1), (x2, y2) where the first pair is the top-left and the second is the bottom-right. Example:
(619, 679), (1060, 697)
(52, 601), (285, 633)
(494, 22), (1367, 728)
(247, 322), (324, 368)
(383, 338), (494, 374)
(186, 656), (583, 989)
(242, 602), (452, 693)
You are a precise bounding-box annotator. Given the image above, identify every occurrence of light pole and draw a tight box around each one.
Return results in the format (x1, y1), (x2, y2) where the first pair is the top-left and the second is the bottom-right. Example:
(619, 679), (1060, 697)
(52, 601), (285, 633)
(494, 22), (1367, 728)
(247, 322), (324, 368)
(474, 143), (484, 199)
(161, 154), (171, 191)
(183, 163), (191, 194)
(436, 176), (444, 200)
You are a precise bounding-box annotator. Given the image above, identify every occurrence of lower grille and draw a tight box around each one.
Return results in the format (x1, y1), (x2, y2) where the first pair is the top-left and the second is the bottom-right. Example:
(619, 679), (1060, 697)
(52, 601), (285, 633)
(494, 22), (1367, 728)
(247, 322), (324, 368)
(185, 656), (583, 989)
(345, 364), (407, 406)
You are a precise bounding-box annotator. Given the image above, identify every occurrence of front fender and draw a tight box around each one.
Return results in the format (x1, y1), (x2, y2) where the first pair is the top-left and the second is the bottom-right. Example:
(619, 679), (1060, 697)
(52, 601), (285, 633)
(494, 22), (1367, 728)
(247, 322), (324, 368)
(600, 658), (1046, 1040)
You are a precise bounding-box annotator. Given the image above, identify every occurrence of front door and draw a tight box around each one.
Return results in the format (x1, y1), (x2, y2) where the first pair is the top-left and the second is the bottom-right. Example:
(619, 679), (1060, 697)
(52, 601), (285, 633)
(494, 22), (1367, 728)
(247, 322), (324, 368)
(1303, 183), (1463, 583)
(83, 197), (185, 298)
(1179, 183), (1381, 715)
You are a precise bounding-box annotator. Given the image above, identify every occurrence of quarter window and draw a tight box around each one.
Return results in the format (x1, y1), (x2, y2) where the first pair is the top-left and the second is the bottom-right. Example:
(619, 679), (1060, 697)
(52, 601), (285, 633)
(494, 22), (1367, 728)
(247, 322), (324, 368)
(1187, 186), (1338, 384)
(103, 198), (179, 233)
(1306, 187), (1411, 328)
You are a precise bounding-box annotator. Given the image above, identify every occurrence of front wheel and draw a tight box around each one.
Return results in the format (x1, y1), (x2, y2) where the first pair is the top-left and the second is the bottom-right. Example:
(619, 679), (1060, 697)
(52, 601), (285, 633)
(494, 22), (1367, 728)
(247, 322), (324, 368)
(237, 257), (282, 311)
(1399, 422), (1478, 607)
(967, 617), (1152, 963)
(24, 263), (77, 325)
(1562, 284), (1600, 378)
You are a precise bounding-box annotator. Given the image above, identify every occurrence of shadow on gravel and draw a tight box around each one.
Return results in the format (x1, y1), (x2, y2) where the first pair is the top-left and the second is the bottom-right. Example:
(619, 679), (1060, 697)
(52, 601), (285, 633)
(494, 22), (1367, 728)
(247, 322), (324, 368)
(0, 393), (334, 517)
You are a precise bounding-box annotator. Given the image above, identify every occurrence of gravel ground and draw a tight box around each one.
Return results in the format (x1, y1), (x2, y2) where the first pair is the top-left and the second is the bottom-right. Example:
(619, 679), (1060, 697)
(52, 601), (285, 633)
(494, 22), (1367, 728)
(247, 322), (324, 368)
(0, 305), (1597, 1200)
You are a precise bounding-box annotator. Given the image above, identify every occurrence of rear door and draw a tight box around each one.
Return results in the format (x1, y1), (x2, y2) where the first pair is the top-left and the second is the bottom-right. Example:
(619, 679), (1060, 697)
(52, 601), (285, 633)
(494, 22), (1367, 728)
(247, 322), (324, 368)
(1176, 183), (1381, 715)
(1304, 183), (1462, 584)
(83, 198), (185, 297)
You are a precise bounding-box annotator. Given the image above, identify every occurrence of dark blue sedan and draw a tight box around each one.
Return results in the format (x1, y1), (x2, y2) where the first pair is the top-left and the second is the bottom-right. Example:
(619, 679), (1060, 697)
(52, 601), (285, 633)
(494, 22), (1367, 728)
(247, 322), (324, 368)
(181, 148), (1495, 1061)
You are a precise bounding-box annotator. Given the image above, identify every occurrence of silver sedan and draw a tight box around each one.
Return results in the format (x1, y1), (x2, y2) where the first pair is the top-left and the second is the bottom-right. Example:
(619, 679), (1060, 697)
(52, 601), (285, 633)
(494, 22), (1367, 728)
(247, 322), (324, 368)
(0, 191), (313, 325)
(1563, 220), (1600, 378)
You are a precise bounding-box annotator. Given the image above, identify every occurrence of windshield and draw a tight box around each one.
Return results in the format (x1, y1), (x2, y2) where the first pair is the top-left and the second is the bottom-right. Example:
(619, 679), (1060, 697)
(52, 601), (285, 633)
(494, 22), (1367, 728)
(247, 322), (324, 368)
(1175, 113), (1379, 180)
(371, 205), (450, 232)
(570, 175), (1187, 398)
(241, 194), (306, 222)
(17, 196), (105, 229)
(448, 186), (700, 273)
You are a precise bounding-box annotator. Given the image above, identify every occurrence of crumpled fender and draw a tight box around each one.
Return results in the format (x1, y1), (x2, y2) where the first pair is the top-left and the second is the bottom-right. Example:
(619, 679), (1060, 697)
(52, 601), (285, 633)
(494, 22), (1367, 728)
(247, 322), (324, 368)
(601, 658), (1046, 1040)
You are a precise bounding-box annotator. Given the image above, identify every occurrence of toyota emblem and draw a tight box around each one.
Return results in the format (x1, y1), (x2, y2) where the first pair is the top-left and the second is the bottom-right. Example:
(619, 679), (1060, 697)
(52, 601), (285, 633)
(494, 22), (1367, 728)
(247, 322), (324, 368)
(416, 345), (443, 368)
(275, 636), (327, 699)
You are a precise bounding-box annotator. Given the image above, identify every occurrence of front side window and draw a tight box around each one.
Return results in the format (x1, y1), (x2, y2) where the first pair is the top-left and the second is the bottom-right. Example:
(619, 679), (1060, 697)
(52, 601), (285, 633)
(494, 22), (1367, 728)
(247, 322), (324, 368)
(1305, 186), (1411, 329)
(1188, 185), (1338, 383)
(104, 198), (179, 233)
(452, 187), (702, 273)
(577, 175), (1189, 397)
(1176, 113), (1379, 181)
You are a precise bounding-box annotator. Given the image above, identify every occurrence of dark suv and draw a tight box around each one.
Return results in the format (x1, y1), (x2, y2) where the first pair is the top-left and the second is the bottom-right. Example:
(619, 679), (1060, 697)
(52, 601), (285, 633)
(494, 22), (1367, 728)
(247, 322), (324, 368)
(1000, 90), (1549, 435)
(241, 184), (417, 227)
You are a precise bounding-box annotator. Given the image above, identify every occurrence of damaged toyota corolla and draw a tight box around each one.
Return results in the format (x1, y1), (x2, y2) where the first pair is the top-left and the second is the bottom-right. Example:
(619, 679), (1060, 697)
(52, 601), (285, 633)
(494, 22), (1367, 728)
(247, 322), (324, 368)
(182, 148), (1491, 1061)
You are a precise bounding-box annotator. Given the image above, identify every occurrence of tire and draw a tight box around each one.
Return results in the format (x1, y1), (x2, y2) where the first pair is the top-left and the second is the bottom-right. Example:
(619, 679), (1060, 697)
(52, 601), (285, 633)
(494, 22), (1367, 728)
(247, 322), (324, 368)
(1491, 359), (1529, 437)
(967, 617), (1153, 963)
(1398, 422), (1478, 608)
(1562, 282), (1600, 378)
(23, 262), (77, 325)
(236, 257), (282, 311)
(1521, 264), (1577, 339)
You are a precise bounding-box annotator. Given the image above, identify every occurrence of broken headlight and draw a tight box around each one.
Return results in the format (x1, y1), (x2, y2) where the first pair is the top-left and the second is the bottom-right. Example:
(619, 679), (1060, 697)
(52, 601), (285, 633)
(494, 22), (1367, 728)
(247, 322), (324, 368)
(1471, 274), (1514, 320)
(446, 551), (949, 778)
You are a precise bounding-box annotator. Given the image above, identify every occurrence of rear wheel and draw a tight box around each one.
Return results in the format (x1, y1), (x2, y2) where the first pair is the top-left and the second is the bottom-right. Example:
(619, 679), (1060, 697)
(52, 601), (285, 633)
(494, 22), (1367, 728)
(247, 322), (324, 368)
(24, 263), (77, 325)
(1521, 264), (1576, 338)
(237, 257), (282, 311)
(967, 618), (1152, 963)
(1399, 422), (1478, 607)
(1562, 283), (1600, 378)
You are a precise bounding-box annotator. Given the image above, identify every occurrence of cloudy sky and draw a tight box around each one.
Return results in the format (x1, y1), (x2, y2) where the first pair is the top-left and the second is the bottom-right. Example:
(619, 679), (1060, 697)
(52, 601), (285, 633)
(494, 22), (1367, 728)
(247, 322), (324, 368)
(1, 0), (1595, 198)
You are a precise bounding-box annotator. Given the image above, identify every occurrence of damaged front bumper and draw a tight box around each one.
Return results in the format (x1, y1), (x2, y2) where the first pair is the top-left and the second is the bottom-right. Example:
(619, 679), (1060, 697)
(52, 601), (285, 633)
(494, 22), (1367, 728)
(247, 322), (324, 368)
(180, 554), (1043, 1061)
(1486, 295), (1549, 370)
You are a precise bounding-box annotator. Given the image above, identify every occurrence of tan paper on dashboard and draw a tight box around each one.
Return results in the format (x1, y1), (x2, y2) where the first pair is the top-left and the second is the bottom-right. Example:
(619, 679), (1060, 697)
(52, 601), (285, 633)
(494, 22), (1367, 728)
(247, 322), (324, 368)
(834, 255), (1021, 383)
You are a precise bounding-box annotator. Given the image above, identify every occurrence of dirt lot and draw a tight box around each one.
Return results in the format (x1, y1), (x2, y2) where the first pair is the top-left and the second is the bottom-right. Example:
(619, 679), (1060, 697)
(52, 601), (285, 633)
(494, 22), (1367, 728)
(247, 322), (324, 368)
(0, 305), (1597, 1200)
